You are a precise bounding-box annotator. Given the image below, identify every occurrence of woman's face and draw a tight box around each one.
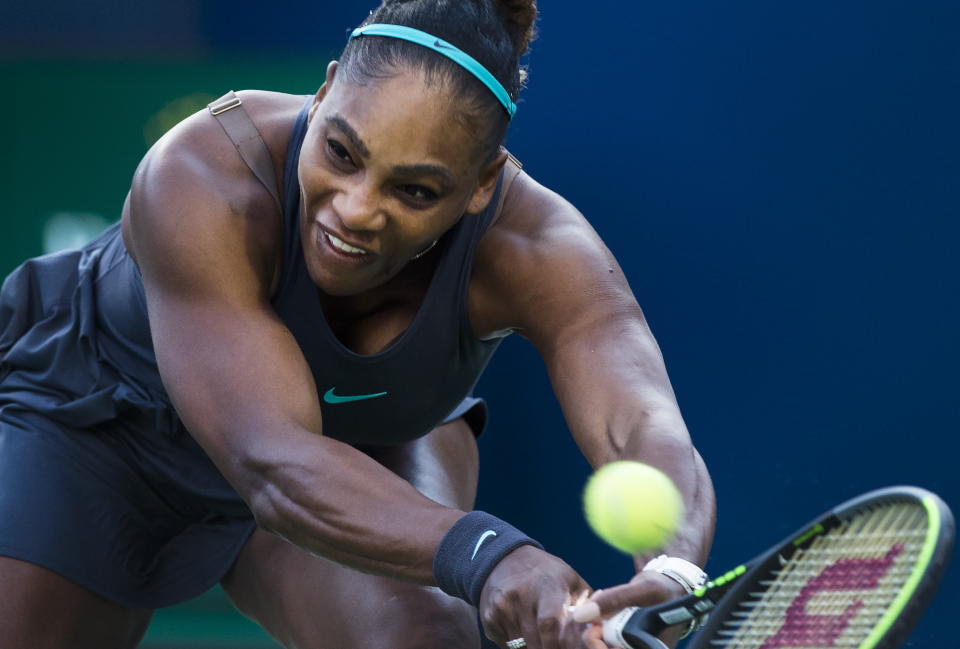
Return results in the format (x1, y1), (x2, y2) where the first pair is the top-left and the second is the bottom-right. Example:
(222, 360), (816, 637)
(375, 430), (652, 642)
(298, 63), (504, 297)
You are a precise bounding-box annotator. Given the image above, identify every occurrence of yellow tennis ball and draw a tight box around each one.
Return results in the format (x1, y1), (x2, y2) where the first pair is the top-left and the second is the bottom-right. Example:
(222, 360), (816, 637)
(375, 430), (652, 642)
(583, 461), (683, 554)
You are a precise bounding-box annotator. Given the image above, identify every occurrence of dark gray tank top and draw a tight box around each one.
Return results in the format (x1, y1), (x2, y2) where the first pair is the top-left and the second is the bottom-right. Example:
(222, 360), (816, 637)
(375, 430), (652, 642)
(0, 96), (506, 446)
(270, 99), (503, 444)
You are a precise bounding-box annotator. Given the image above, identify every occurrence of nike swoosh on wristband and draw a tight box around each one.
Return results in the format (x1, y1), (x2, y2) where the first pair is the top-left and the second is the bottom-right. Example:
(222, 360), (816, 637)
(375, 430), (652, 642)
(471, 530), (498, 560)
(323, 388), (388, 404)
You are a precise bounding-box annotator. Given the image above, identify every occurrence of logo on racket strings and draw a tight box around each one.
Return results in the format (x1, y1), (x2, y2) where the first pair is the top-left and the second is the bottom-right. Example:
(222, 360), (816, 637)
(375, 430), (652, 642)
(759, 544), (904, 648)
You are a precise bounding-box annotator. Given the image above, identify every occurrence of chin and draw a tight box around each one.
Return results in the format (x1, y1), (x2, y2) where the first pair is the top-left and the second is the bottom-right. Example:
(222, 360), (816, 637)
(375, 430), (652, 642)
(312, 269), (366, 297)
(311, 264), (398, 297)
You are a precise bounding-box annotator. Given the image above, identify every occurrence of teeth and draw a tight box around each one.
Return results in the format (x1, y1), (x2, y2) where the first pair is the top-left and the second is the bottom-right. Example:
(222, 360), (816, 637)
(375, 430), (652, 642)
(326, 232), (367, 255)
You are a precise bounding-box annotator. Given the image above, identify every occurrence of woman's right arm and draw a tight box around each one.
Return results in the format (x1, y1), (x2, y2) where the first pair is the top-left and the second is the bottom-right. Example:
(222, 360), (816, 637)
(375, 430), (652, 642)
(126, 113), (463, 583)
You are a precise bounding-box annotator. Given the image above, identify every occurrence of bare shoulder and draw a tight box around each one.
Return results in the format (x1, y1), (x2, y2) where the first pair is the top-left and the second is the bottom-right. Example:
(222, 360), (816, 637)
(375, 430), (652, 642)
(124, 90), (309, 296)
(470, 169), (638, 341)
(127, 89), (305, 227)
(230, 89), (313, 178)
(492, 171), (584, 235)
(484, 170), (617, 268)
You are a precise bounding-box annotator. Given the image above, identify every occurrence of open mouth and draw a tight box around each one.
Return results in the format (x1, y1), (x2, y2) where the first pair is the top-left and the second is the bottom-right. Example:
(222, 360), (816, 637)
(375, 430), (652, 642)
(324, 230), (369, 256)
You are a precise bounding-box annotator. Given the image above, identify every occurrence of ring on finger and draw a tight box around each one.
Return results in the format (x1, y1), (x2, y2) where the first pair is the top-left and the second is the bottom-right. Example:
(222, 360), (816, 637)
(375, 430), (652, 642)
(506, 639), (527, 649)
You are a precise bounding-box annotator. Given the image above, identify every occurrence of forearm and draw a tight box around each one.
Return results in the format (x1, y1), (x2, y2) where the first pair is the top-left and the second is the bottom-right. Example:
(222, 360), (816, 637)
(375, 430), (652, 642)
(545, 322), (716, 570)
(242, 426), (465, 584)
(579, 403), (716, 570)
(623, 423), (715, 572)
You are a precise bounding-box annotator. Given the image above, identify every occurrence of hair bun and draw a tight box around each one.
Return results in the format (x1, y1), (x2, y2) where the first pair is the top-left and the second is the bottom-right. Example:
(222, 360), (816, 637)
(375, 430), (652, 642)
(492, 0), (538, 57)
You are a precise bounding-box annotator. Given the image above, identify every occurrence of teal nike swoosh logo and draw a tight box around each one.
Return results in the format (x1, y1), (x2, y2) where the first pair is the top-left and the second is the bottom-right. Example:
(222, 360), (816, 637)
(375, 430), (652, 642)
(323, 388), (388, 404)
(471, 530), (498, 560)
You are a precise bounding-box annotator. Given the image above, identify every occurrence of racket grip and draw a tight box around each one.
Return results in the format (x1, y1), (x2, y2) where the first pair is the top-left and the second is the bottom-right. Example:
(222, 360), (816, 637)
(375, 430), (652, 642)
(602, 607), (669, 649)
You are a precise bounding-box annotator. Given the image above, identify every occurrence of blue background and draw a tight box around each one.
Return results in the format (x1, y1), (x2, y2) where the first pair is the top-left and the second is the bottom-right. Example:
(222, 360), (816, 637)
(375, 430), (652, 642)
(2, 1), (957, 647)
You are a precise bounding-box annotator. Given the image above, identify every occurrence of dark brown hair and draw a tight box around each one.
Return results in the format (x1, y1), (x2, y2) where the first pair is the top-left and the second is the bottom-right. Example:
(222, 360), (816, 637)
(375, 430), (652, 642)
(338, 0), (538, 160)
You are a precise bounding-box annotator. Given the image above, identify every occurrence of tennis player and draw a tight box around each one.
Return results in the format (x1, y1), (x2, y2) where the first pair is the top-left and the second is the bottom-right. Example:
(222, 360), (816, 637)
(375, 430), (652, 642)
(0, 1), (715, 648)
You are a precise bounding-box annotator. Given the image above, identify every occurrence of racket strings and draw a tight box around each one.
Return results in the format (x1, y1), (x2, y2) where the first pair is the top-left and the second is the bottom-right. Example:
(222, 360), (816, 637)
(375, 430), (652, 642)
(709, 502), (928, 648)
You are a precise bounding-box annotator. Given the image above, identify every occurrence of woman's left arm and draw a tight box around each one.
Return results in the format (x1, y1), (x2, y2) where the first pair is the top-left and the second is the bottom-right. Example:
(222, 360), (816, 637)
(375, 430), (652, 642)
(472, 172), (717, 635)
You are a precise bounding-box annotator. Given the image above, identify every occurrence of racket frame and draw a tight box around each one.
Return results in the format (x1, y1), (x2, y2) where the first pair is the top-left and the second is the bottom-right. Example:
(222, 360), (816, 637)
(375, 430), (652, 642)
(610, 486), (954, 649)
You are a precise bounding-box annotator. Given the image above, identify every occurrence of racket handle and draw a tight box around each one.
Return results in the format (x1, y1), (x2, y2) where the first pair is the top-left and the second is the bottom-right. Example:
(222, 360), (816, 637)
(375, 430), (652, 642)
(602, 607), (669, 649)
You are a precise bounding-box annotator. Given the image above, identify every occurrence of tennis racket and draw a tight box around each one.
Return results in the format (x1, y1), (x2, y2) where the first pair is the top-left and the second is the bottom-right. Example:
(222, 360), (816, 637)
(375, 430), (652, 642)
(602, 486), (953, 649)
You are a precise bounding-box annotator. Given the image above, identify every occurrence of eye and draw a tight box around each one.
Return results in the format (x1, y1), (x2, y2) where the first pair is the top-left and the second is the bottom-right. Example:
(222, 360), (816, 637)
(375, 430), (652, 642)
(400, 184), (437, 202)
(326, 138), (353, 165)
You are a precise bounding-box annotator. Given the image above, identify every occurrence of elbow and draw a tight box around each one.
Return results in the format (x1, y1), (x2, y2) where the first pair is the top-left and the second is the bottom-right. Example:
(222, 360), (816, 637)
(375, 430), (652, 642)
(247, 481), (284, 534)
(227, 442), (291, 535)
(244, 474), (315, 544)
(239, 452), (331, 546)
(243, 469), (350, 563)
(238, 450), (301, 537)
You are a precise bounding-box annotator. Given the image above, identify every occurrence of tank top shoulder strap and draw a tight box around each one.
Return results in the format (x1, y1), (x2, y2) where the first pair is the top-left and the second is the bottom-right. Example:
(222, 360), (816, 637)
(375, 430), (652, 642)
(493, 151), (523, 224)
(483, 150), (523, 233)
(448, 150), (524, 311)
(270, 97), (315, 299)
(207, 91), (282, 212)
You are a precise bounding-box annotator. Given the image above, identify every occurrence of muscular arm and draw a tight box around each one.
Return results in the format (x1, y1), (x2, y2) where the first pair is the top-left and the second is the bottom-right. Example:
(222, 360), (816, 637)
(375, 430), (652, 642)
(126, 105), (462, 583)
(473, 174), (716, 569)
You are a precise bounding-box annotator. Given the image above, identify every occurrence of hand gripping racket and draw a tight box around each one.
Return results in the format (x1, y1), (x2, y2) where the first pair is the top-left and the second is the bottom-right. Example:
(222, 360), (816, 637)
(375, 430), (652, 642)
(602, 486), (953, 649)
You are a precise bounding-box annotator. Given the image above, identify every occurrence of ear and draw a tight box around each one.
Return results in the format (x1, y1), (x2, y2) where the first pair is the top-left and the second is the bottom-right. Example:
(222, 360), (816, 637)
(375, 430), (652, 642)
(465, 148), (509, 215)
(308, 60), (339, 121)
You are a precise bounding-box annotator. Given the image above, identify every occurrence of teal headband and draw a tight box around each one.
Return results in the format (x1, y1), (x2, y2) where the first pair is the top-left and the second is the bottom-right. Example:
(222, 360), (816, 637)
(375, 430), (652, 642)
(349, 24), (517, 119)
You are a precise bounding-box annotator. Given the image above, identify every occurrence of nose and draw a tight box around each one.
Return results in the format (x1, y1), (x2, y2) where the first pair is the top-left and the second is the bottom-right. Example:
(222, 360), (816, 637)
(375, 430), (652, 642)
(332, 180), (387, 233)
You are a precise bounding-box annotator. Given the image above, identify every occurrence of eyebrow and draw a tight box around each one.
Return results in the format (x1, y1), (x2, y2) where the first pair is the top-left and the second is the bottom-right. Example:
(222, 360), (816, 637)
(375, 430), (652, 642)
(325, 113), (457, 189)
(326, 113), (370, 159)
(393, 164), (456, 189)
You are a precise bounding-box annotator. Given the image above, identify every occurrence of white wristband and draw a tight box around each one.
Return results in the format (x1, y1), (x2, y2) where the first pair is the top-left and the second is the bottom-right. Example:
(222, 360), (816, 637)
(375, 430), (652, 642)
(642, 555), (709, 638)
(642, 554), (708, 593)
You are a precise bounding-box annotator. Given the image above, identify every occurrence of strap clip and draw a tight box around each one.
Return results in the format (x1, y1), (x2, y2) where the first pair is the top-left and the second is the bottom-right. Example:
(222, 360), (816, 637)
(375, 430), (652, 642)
(209, 94), (242, 116)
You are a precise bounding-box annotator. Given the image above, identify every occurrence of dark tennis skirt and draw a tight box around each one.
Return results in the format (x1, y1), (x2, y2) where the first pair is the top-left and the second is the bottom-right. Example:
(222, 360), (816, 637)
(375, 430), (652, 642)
(0, 397), (485, 609)
(0, 243), (488, 608)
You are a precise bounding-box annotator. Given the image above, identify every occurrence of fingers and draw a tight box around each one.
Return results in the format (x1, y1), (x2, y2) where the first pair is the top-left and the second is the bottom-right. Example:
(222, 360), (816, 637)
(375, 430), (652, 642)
(582, 623), (609, 649)
(572, 589), (603, 623)
(521, 587), (576, 649)
(573, 571), (684, 623)
(484, 590), (593, 649)
(477, 548), (600, 649)
(571, 573), (693, 649)
(479, 591), (551, 649)
(556, 589), (590, 648)
(486, 610), (551, 649)
(479, 595), (523, 649)
(515, 603), (545, 649)
(573, 583), (645, 622)
(560, 615), (589, 649)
